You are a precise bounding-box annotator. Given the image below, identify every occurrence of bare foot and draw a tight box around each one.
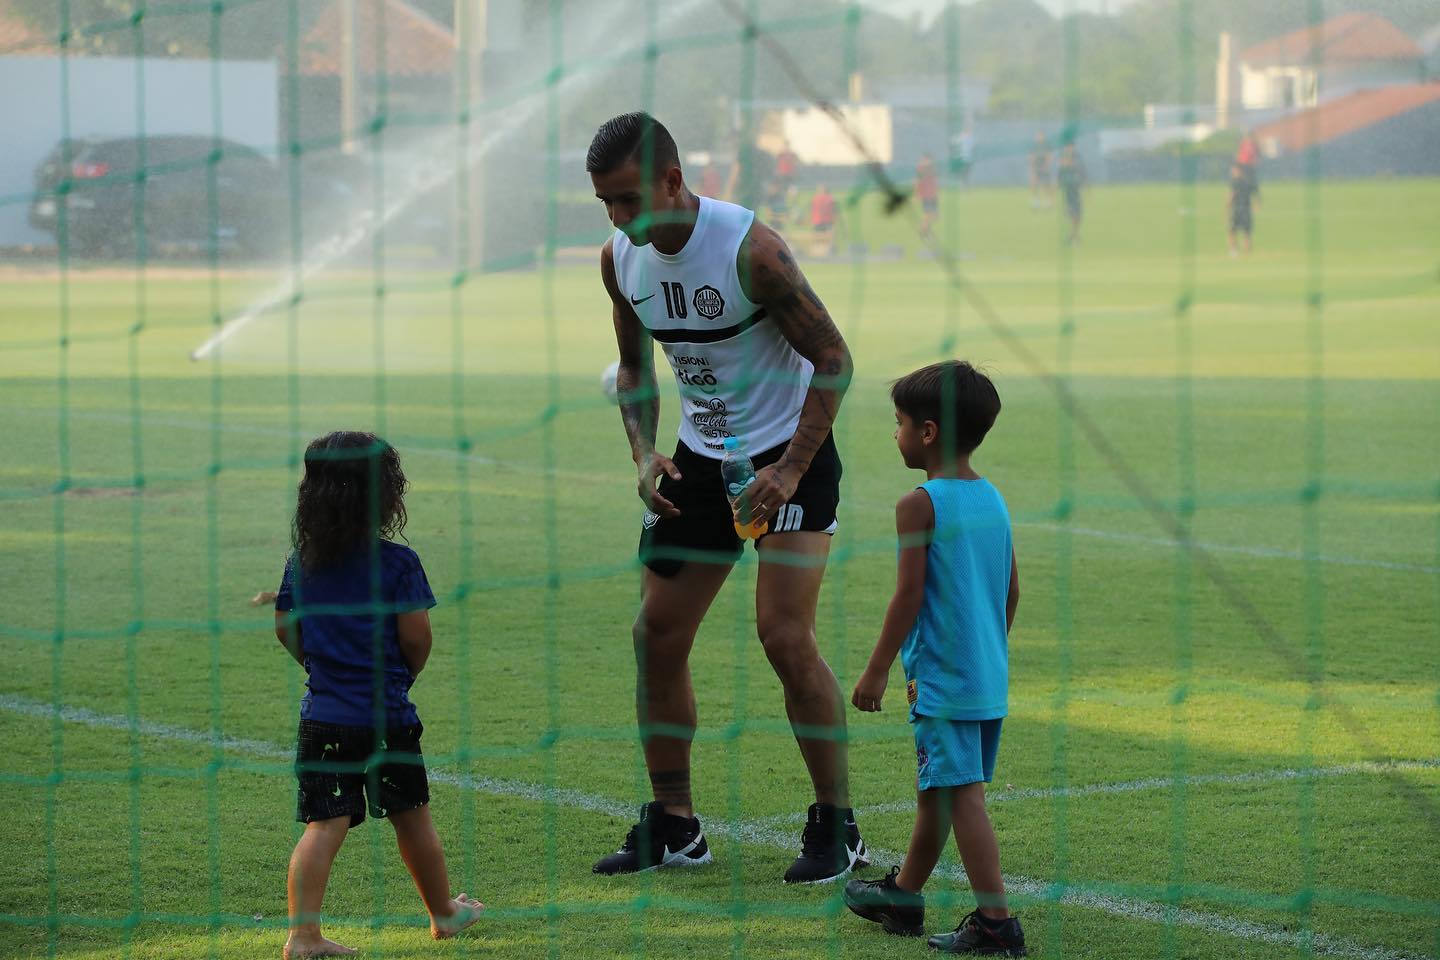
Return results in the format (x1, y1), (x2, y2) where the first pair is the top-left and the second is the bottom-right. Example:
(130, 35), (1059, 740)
(283, 934), (356, 959)
(431, 893), (485, 940)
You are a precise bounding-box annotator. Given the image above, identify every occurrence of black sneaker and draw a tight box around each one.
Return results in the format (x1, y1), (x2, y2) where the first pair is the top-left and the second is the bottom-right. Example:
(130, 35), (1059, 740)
(843, 865), (925, 936)
(592, 801), (712, 875)
(782, 802), (868, 884)
(927, 911), (1027, 955)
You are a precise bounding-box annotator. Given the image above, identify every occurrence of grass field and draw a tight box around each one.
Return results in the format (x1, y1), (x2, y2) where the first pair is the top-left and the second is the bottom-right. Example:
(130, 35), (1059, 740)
(1, 180), (1438, 960)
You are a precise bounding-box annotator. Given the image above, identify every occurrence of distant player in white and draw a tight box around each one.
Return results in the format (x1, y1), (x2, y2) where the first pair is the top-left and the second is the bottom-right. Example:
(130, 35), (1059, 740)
(588, 112), (867, 883)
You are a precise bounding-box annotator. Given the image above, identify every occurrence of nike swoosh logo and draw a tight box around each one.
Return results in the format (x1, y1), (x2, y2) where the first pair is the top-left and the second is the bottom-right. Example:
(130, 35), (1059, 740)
(662, 839), (698, 861)
(630, 293), (656, 305)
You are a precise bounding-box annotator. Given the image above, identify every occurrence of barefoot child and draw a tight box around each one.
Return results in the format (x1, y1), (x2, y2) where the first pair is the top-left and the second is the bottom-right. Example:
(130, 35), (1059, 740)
(843, 362), (1025, 955)
(275, 431), (483, 957)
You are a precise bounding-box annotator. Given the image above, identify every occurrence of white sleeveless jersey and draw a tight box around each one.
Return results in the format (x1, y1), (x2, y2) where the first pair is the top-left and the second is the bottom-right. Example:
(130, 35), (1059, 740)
(612, 197), (812, 459)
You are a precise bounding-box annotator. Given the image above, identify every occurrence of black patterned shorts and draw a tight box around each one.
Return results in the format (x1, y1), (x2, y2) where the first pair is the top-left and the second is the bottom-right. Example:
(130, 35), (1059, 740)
(294, 719), (429, 826)
(638, 433), (842, 578)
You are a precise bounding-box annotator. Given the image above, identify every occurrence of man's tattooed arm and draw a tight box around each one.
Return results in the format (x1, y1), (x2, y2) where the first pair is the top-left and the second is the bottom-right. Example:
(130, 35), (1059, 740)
(602, 238), (659, 464)
(738, 222), (853, 479)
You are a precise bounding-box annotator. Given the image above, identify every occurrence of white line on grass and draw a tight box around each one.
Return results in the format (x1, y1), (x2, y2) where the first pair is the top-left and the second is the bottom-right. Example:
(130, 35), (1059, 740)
(718, 819), (1434, 960)
(2, 694), (1431, 960)
(0, 694), (631, 820)
(741, 759), (1440, 825)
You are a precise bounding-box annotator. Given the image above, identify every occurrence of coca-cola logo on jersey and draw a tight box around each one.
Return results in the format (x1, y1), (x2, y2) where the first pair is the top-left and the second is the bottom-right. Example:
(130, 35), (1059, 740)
(690, 396), (733, 444)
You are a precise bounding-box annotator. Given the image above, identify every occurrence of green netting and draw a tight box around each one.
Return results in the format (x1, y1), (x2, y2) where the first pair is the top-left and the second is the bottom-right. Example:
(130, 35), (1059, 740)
(2, 1), (1439, 960)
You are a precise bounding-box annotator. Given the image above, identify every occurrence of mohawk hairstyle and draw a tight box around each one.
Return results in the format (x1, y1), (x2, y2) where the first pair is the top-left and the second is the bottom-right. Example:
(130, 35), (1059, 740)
(586, 111), (680, 179)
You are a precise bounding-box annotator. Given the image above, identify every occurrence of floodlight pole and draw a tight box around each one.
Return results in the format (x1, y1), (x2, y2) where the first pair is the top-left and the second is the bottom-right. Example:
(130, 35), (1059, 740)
(1216, 31), (1233, 130)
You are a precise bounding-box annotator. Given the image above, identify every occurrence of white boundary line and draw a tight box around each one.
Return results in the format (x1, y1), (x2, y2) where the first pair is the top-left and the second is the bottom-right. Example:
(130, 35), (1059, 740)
(1, 694), (1432, 960)
(739, 759), (1440, 826)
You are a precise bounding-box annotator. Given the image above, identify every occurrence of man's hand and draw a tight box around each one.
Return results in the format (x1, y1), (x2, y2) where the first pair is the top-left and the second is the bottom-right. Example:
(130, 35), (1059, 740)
(734, 462), (799, 526)
(638, 451), (682, 518)
(851, 667), (888, 712)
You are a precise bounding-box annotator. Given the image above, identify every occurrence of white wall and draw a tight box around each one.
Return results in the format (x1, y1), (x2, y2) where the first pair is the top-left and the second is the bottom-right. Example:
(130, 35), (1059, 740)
(0, 55), (277, 248)
(1099, 123), (1214, 155)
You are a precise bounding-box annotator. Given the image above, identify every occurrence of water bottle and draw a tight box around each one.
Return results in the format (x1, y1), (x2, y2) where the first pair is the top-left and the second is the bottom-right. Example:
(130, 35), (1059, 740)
(721, 437), (769, 540)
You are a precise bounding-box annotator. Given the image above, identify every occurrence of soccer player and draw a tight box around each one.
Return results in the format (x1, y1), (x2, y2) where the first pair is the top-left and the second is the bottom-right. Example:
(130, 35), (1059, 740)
(842, 362), (1024, 955)
(915, 153), (940, 237)
(1057, 142), (1085, 246)
(700, 163), (723, 200)
(809, 183), (837, 257)
(587, 112), (866, 884)
(1028, 133), (1051, 210)
(954, 127), (976, 185)
(1228, 161), (1260, 256)
(275, 432), (483, 958)
(1235, 130), (1260, 187)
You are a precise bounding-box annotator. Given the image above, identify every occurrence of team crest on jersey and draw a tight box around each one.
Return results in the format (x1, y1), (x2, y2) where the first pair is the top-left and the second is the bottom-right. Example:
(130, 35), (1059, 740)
(692, 285), (725, 320)
(906, 679), (918, 705)
(642, 510), (661, 530)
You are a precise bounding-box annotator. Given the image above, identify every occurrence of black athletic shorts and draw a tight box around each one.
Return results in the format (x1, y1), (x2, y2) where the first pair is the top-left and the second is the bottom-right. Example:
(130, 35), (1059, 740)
(639, 433), (842, 578)
(295, 719), (429, 826)
(1231, 208), (1253, 233)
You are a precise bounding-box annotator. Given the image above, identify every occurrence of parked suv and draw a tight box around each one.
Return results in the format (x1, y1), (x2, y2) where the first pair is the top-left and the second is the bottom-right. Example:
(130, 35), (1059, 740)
(29, 135), (280, 258)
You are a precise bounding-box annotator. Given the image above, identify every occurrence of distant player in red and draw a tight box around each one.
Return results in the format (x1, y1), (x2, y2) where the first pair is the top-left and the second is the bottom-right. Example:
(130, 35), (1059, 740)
(776, 142), (799, 185)
(700, 163), (723, 199)
(915, 154), (939, 237)
(1227, 162), (1260, 256)
(809, 184), (837, 256)
(1235, 131), (1259, 183)
(769, 142), (800, 226)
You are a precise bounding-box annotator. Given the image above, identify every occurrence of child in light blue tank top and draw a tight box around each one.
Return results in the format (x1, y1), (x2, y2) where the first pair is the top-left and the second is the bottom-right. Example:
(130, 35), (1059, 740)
(842, 362), (1026, 954)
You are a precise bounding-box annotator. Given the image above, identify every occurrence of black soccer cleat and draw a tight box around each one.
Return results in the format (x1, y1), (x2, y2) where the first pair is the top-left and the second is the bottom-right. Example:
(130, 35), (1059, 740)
(843, 865), (925, 936)
(782, 802), (868, 884)
(592, 801), (712, 875)
(927, 910), (1027, 955)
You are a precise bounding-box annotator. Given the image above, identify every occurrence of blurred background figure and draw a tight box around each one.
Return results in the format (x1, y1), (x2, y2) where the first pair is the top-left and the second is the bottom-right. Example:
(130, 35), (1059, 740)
(700, 162), (723, 199)
(767, 140), (800, 227)
(915, 152), (939, 238)
(1228, 161), (1260, 256)
(807, 183), (837, 258)
(1235, 130), (1260, 189)
(954, 126), (976, 185)
(1057, 141), (1084, 245)
(1029, 132), (1052, 210)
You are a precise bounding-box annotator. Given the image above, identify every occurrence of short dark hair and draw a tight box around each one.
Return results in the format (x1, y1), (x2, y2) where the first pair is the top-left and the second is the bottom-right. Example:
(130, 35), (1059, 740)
(891, 360), (1001, 455)
(586, 111), (680, 178)
(292, 431), (409, 570)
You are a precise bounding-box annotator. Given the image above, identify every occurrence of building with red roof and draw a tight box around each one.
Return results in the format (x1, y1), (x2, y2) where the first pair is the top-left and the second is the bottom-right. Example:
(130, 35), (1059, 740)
(1238, 12), (1425, 111)
(291, 0), (455, 79)
(0, 0), (54, 56)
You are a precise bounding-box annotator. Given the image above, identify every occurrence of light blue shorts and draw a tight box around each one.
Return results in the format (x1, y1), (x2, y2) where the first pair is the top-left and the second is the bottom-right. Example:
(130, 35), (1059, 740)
(913, 716), (1003, 791)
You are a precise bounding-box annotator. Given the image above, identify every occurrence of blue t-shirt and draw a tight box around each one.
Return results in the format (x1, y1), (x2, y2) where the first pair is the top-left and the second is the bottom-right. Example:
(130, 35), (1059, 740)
(275, 540), (436, 727)
(900, 478), (1012, 722)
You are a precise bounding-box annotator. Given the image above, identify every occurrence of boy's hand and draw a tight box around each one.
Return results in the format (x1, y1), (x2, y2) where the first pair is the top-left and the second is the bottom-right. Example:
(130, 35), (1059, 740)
(851, 668), (888, 712)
